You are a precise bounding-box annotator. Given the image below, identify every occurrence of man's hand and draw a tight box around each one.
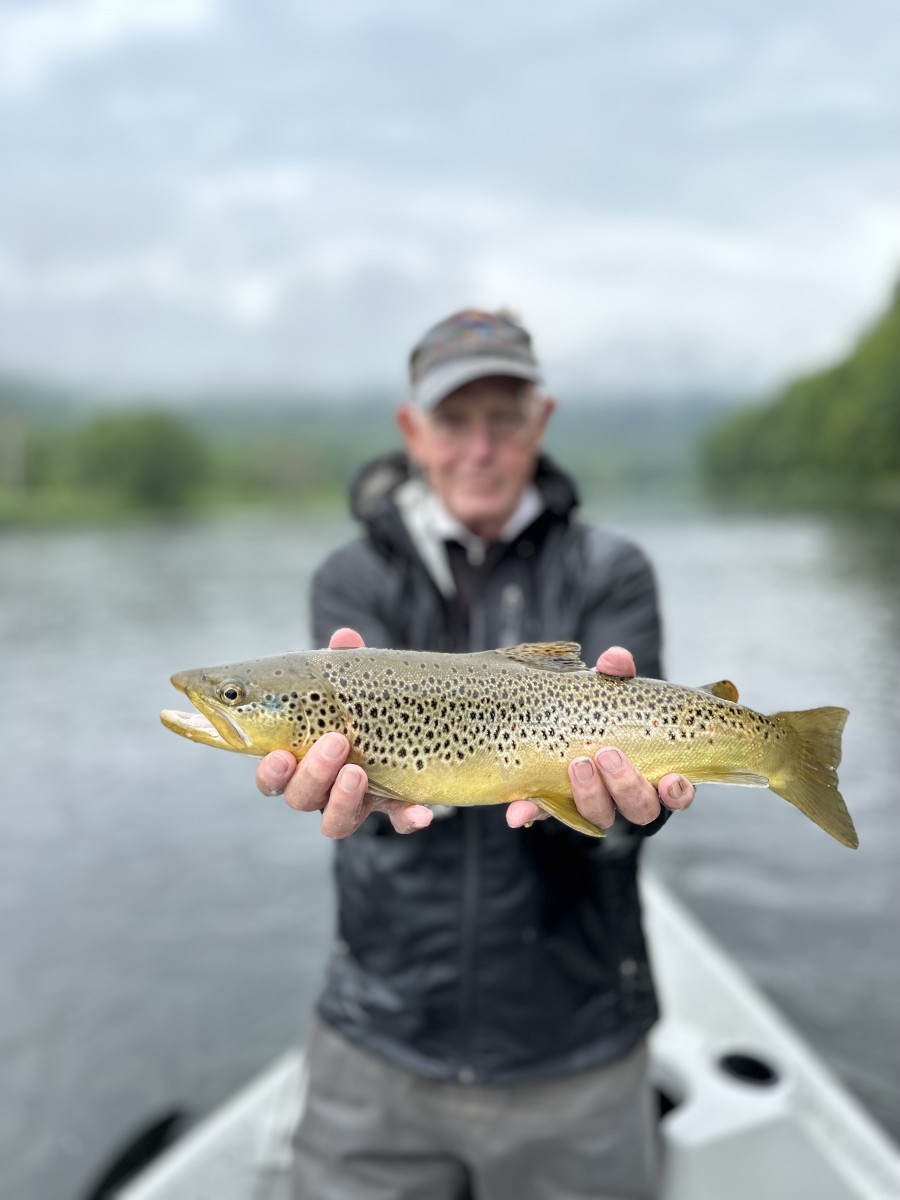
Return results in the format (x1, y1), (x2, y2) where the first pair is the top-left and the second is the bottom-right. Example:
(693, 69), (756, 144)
(506, 645), (695, 831)
(257, 633), (695, 838)
(255, 628), (433, 838)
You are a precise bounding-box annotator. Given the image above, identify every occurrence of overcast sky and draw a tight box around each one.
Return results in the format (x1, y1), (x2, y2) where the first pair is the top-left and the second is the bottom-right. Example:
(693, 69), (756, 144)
(1, 0), (899, 402)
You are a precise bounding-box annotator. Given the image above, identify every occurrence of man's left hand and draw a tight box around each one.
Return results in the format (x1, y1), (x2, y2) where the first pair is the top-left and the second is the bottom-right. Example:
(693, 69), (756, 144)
(506, 646), (695, 831)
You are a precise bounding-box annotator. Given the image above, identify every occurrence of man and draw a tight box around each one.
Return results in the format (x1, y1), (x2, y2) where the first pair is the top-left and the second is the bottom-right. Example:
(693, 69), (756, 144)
(257, 309), (694, 1199)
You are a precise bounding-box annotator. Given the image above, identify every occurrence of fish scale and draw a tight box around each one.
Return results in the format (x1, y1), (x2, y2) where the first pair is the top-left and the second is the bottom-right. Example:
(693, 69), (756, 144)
(160, 641), (857, 848)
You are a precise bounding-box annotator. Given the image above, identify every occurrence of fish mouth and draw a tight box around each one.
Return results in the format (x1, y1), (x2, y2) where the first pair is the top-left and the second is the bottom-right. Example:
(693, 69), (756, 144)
(160, 674), (253, 752)
(160, 707), (234, 748)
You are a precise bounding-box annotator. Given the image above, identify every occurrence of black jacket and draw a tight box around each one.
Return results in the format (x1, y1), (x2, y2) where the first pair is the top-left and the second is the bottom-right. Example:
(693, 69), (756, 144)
(311, 452), (667, 1084)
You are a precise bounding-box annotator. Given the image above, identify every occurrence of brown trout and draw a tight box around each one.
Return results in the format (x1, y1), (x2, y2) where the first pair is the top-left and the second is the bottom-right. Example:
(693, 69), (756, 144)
(160, 642), (857, 847)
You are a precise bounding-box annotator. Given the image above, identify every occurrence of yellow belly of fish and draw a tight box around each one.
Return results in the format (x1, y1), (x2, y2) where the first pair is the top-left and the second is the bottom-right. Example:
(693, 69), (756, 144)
(355, 725), (780, 814)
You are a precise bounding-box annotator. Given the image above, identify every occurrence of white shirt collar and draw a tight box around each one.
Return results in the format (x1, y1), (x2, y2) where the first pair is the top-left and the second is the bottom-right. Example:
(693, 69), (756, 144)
(423, 485), (544, 560)
(393, 477), (546, 593)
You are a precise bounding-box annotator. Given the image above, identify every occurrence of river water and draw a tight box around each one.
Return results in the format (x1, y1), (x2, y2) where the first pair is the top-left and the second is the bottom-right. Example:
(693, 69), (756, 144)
(1, 504), (898, 1199)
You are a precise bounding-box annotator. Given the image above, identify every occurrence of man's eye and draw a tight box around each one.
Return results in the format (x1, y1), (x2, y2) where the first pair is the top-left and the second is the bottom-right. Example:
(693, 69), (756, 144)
(489, 413), (525, 435)
(434, 413), (466, 431)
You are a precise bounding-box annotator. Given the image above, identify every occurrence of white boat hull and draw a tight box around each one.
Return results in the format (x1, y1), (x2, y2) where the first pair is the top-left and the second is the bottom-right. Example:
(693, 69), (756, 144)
(119, 874), (900, 1200)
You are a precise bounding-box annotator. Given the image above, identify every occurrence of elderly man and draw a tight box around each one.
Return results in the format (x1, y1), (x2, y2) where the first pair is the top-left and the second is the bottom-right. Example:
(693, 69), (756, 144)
(257, 309), (694, 1200)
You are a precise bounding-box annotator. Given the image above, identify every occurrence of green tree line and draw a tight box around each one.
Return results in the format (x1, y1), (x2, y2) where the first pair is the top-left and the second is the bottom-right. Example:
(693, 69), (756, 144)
(702, 282), (900, 507)
(0, 387), (721, 525)
(0, 406), (361, 523)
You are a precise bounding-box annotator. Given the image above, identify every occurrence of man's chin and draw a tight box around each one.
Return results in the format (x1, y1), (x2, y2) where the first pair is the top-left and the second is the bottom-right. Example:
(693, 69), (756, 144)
(452, 502), (512, 538)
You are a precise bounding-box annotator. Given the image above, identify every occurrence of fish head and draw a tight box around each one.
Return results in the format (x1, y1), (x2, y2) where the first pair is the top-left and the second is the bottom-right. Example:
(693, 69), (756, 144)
(160, 653), (340, 759)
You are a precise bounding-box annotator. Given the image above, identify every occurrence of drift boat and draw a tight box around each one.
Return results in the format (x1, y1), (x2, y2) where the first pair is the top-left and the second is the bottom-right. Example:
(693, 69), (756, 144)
(113, 874), (900, 1200)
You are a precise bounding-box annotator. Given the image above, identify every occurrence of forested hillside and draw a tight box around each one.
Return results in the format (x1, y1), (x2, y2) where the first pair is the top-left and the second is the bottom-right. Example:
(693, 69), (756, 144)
(0, 382), (721, 525)
(702, 282), (900, 506)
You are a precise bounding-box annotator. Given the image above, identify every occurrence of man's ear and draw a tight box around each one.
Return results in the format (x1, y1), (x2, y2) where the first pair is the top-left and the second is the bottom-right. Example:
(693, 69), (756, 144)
(395, 406), (422, 462)
(538, 395), (557, 433)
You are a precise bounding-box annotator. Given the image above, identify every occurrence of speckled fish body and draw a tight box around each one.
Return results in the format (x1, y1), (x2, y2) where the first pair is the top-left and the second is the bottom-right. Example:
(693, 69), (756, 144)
(160, 642), (857, 847)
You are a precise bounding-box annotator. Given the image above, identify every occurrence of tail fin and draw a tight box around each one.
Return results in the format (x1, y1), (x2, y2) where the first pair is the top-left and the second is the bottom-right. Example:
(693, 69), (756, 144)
(770, 707), (858, 848)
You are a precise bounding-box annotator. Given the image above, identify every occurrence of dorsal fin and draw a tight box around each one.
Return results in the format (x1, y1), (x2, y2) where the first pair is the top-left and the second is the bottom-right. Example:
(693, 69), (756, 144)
(697, 679), (740, 703)
(495, 642), (588, 673)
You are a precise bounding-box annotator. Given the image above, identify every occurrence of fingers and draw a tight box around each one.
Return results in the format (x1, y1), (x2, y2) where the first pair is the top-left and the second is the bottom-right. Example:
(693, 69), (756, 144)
(658, 773), (695, 810)
(268, 630), (433, 837)
(594, 646), (636, 678)
(506, 799), (550, 829)
(329, 627), (365, 650)
(511, 752), (694, 834)
(587, 648), (693, 823)
(594, 748), (662, 825)
(318, 763), (369, 837)
(566, 748), (666, 828)
(281, 732), (350, 811)
(270, 723), (434, 838)
(321, 789), (434, 839)
(384, 801), (434, 835)
(568, 757), (617, 828)
(256, 750), (297, 797)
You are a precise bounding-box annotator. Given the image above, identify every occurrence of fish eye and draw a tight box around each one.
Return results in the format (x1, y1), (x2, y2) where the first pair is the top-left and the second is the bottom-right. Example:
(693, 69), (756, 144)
(217, 682), (246, 705)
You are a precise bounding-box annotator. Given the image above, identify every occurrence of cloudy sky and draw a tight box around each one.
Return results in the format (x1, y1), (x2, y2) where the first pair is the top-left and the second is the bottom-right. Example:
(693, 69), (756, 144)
(1, 0), (899, 401)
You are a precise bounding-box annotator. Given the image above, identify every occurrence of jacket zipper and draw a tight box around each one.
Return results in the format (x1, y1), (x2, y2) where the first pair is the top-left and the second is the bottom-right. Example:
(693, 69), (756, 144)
(457, 808), (480, 1084)
(457, 577), (488, 1083)
(457, 566), (525, 1082)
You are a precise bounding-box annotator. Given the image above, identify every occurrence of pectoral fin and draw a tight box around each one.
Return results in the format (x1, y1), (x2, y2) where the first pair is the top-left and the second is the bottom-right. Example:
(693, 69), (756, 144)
(364, 779), (412, 804)
(533, 794), (606, 837)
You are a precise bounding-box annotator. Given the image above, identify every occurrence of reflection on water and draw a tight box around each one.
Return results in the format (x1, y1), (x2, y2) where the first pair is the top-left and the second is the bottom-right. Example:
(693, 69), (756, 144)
(1, 506), (898, 1199)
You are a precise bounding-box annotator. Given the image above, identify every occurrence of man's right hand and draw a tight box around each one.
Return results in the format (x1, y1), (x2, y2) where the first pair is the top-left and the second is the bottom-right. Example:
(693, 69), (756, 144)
(255, 628), (434, 838)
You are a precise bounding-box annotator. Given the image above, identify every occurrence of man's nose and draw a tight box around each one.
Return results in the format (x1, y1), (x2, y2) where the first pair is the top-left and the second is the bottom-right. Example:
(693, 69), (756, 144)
(462, 422), (495, 457)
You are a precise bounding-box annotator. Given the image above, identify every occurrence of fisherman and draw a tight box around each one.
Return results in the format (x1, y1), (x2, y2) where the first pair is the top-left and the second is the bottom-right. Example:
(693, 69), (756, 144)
(257, 308), (696, 1200)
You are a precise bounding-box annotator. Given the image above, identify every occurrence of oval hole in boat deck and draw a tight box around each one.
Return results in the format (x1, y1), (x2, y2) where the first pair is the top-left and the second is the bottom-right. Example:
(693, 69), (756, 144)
(655, 1087), (681, 1118)
(718, 1052), (779, 1086)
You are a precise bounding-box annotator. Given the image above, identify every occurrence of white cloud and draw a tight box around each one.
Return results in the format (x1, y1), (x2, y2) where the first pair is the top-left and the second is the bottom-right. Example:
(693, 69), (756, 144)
(3, 171), (897, 393)
(465, 199), (900, 392)
(0, 2), (897, 394)
(0, 0), (216, 97)
(0, 244), (284, 328)
(189, 167), (313, 213)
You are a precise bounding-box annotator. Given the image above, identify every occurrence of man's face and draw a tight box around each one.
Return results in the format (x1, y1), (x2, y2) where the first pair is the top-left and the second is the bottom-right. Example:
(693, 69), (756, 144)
(396, 376), (554, 540)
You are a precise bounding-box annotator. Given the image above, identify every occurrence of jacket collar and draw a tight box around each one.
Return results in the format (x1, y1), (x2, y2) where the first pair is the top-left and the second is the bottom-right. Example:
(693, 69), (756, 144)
(349, 451), (580, 598)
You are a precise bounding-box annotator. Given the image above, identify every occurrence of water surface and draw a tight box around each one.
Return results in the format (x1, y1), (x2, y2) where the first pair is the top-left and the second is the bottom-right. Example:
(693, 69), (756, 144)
(1, 506), (897, 1199)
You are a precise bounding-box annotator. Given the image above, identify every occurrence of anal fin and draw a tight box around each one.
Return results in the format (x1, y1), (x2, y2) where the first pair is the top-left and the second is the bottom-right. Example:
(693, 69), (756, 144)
(533, 794), (606, 837)
(689, 768), (768, 787)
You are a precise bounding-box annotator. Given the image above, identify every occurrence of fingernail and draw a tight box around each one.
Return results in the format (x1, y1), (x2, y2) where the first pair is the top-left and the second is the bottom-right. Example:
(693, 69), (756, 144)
(572, 757), (594, 784)
(669, 779), (685, 801)
(320, 733), (345, 761)
(338, 767), (362, 793)
(261, 754), (291, 794)
(598, 749), (622, 773)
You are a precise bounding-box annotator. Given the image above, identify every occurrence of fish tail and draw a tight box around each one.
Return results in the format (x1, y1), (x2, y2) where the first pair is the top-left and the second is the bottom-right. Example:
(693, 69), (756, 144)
(770, 707), (858, 848)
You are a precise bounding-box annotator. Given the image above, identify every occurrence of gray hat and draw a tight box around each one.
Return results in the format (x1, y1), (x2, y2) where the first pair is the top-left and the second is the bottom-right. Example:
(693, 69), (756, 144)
(409, 309), (542, 409)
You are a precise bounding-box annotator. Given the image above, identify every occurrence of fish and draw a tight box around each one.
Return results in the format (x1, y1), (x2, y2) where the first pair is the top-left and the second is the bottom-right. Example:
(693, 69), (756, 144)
(160, 641), (857, 848)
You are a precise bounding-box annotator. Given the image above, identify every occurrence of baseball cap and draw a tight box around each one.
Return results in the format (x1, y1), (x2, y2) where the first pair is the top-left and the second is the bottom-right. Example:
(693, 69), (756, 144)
(409, 308), (542, 409)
